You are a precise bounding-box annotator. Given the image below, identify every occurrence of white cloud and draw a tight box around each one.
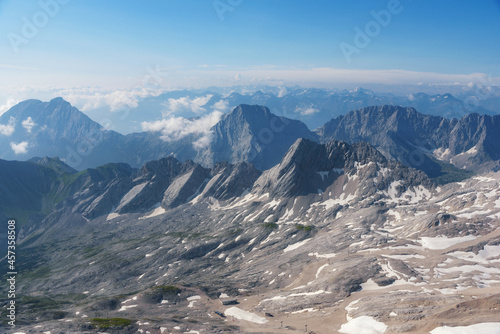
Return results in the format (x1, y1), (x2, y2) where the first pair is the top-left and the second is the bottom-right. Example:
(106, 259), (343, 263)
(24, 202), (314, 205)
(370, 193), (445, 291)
(10, 141), (29, 154)
(60, 87), (164, 112)
(22, 116), (37, 133)
(295, 105), (319, 116)
(277, 86), (288, 98)
(162, 95), (213, 116)
(0, 116), (16, 136)
(212, 99), (230, 112)
(0, 99), (20, 117)
(141, 111), (223, 149)
(193, 133), (214, 149)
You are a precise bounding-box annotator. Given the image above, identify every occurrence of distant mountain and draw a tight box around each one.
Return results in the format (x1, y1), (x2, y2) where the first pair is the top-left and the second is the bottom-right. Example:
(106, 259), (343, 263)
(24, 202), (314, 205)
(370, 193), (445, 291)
(2, 98), (499, 179)
(0, 98), (126, 170)
(76, 87), (498, 133)
(316, 105), (500, 178)
(0, 99), (318, 171)
(397, 92), (495, 119)
(117, 104), (319, 170)
(197, 104), (318, 170)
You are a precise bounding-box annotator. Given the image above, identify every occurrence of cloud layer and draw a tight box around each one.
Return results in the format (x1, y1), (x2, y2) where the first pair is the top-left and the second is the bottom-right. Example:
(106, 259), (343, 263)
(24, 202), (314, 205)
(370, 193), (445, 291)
(162, 95), (213, 116)
(62, 88), (163, 112)
(141, 111), (223, 149)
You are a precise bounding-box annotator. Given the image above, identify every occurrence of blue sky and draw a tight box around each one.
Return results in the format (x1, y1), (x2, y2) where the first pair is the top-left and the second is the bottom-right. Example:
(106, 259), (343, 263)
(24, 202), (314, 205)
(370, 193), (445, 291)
(0, 0), (499, 106)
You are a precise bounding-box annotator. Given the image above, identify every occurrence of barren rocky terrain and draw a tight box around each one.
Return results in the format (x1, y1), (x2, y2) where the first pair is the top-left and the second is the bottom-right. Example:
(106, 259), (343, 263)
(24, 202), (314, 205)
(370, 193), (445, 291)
(2, 139), (499, 333)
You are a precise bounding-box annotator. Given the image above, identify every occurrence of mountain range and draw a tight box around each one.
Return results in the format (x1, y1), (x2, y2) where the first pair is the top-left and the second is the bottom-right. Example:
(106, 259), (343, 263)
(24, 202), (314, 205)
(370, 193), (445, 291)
(1, 98), (499, 179)
(1, 131), (500, 333)
(78, 87), (499, 134)
(1, 95), (500, 333)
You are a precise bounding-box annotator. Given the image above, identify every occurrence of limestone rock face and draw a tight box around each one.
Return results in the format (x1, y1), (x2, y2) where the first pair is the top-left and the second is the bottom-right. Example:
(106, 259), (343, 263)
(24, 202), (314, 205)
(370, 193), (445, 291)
(317, 105), (500, 175)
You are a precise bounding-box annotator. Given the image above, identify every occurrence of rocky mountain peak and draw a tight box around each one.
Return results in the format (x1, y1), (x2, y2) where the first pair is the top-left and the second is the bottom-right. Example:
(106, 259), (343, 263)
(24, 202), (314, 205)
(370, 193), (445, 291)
(224, 104), (273, 126)
(278, 138), (331, 174)
(29, 156), (77, 174)
(139, 156), (183, 180)
(255, 138), (395, 198)
(205, 104), (318, 170)
(344, 141), (387, 167)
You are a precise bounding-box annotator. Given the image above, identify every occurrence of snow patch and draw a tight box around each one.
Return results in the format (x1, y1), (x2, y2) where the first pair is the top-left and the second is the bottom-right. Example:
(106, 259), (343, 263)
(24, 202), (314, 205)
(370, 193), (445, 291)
(106, 212), (120, 221)
(139, 205), (166, 219)
(449, 245), (500, 264)
(361, 278), (385, 291)
(308, 252), (336, 259)
(430, 322), (500, 334)
(283, 238), (311, 253)
(419, 235), (477, 250)
(224, 307), (268, 324)
(339, 316), (387, 334)
(118, 304), (137, 311)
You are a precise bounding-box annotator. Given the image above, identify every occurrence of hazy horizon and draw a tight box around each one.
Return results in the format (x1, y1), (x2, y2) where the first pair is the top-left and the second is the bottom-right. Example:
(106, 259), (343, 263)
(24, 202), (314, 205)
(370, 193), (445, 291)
(1, 0), (499, 116)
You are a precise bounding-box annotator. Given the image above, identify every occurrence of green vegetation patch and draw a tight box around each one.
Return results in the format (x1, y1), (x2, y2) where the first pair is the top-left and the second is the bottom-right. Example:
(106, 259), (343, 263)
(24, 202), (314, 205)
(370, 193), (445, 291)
(19, 265), (51, 280)
(81, 245), (104, 259)
(295, 224), (314, 232)
(431, 160), (474, 185)
(152, 285), (181, 294)
(262, 222), (278, 230)
(165, 231), (207, 240)
(18, 295), (69, 311)
(90, 317), (133, 329)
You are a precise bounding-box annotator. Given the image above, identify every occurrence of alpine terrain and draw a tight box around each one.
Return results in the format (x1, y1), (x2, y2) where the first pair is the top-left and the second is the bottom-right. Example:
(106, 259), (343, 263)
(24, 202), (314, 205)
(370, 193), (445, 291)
(1, 104), (500, 333)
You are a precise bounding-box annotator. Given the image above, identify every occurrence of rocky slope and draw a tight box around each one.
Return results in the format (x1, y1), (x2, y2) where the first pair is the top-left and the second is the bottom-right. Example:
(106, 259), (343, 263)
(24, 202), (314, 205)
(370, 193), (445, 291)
(4, 138), (499, 333)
